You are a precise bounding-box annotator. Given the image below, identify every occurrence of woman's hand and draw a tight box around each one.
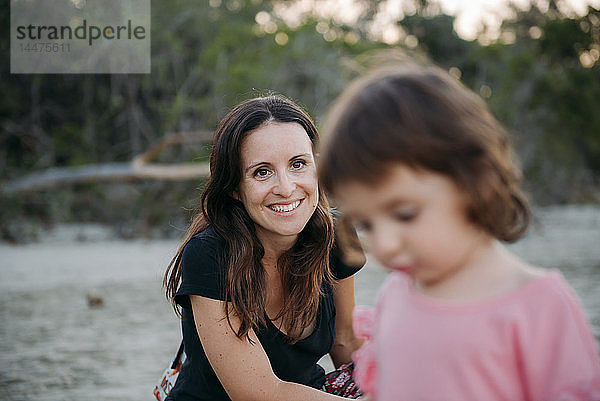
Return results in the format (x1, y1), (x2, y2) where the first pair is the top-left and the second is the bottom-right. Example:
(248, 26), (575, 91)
(191, 295), (347, 401)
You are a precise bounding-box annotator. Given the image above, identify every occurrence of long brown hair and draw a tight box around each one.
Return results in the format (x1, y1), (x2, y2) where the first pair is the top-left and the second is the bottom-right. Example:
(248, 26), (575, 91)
(164, 95), (334, 342)
(319, 61), (531, 242)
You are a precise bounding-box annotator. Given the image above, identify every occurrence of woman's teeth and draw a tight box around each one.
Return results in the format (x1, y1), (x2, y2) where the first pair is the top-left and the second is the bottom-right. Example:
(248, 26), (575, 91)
(269, 200), (300, 213)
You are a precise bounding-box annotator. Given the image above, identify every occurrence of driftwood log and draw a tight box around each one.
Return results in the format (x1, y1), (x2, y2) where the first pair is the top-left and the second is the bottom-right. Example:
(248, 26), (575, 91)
(2, 132), (212, 195)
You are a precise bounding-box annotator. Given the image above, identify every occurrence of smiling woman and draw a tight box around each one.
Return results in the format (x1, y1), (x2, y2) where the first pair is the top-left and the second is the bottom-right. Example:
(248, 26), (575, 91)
(161, 95), (366, 401)
(236, 122), (319, 245)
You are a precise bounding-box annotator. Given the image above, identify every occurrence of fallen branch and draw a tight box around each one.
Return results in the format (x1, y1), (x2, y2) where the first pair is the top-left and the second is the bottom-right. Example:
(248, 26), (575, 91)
(2, 132), (212, 195)
(1, 162), (210, 194)
(133, 131), (213, 165)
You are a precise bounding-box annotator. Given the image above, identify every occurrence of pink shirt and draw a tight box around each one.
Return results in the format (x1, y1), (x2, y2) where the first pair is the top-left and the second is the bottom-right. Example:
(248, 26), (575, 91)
(352, 270), (600, 401)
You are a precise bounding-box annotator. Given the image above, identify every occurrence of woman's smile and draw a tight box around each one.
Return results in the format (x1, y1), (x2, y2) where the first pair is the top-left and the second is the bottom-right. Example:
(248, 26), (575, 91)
(267, 199), (303, 214)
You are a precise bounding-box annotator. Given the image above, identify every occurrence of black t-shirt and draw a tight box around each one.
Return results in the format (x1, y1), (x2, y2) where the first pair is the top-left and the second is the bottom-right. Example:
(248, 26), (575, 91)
(166, 226), (362, 401)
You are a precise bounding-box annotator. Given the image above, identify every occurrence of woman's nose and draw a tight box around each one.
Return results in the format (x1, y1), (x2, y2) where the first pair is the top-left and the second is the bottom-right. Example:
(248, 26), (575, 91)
(273, 172), (295, 197)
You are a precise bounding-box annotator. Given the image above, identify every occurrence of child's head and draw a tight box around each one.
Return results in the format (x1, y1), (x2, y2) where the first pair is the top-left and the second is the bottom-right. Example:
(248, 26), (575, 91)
(319, 61), (530, 243)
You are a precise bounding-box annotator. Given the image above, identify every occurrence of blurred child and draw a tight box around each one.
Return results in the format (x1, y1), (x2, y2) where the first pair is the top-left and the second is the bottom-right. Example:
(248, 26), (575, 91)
(318, 60), (600, 401)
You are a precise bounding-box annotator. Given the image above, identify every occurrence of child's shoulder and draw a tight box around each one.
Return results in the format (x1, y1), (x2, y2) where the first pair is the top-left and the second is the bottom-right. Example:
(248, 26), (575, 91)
(509, 268), (590, 330)
(516, 267), (574, 299)
(512, 269), (600, 387)
(498, 256), (573, 305)
(516, 263), (546, 282)
(508, 267), (572, 304)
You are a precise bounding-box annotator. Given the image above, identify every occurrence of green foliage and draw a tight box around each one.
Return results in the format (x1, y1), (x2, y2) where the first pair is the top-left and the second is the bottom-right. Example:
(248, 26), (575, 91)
(401, 13), (472, 66)
(2, 0), (599, 240)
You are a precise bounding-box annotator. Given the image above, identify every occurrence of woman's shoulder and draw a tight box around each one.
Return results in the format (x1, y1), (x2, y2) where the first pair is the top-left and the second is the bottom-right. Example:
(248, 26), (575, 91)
(187, 226), (224, 248)
(182, 226), (225, 264)
(330, 209), (366, 278)
(177, 226), (228, 302)
(190, 225), (221, 242)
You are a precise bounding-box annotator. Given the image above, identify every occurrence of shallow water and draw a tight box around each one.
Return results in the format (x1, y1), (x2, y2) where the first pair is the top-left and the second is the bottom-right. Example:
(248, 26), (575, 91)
(1, 205), (599, 400)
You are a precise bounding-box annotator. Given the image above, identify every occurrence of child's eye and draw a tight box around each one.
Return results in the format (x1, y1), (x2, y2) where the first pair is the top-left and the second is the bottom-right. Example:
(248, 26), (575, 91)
(253, 167), (272, 180)
(394, 207), (418, 222)
(291, 159), (307, 170)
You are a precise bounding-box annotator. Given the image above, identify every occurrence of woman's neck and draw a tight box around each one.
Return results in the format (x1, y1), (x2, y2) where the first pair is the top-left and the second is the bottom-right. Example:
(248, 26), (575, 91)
(256, 230), (298, 267)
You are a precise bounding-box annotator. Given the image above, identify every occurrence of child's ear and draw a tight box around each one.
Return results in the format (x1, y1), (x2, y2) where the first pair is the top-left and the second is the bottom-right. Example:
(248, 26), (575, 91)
(232, 191), (239, 200)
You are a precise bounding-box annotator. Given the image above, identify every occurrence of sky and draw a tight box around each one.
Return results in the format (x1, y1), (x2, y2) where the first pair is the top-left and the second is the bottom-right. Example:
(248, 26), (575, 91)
(427, 0), (599, 39)
(275, 0), (600, 41)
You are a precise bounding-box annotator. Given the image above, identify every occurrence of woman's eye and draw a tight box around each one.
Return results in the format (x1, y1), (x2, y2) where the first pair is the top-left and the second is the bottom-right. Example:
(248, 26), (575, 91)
(253, 168), (272, 180)
(291, 160), (307, 170)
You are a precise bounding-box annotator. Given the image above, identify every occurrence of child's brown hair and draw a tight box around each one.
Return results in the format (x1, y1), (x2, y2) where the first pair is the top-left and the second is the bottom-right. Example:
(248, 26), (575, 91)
(319, 61), (530, 242)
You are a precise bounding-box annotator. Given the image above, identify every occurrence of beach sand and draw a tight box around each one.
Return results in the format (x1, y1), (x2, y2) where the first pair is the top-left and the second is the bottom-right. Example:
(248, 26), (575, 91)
(1, 205), (599, 400)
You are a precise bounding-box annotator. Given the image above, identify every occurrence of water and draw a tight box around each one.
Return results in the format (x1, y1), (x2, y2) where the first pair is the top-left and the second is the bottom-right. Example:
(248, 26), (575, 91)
(1, 206), (599, 400)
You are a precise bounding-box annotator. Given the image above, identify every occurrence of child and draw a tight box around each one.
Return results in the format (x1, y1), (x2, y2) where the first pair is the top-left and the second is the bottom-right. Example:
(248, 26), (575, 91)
(318, 60), (600, 401)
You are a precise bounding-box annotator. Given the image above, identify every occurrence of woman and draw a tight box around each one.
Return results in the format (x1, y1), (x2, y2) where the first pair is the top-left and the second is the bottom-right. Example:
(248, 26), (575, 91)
(163, 95), (365, 400)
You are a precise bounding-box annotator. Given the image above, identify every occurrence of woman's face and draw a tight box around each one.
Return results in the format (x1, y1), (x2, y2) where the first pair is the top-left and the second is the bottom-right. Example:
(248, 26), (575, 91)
(236, 122), (319, 246)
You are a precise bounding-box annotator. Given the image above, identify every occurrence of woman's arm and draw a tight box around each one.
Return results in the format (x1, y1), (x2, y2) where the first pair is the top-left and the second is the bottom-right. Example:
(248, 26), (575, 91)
(329, 275), (364, 368)
(191, 295), (347, 401)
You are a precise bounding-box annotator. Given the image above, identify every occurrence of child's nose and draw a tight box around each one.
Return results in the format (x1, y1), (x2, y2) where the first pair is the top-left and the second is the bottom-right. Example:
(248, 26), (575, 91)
(371, 224), (403, 264)
(273, 172), (295, 197)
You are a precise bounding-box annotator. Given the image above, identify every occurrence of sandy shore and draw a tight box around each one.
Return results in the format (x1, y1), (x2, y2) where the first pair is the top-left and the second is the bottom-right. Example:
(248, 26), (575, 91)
(1, 205), (599, 400)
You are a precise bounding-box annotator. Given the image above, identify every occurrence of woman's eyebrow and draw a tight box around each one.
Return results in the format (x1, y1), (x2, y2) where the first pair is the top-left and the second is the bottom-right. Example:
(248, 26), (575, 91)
(290, 153), (312, 160)
(245, 161), (268, 173)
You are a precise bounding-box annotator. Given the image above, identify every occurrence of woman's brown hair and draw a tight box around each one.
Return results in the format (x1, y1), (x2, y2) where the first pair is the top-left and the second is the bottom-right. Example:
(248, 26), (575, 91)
(164, 95), (334, 342)
(319, 62), (531, 242)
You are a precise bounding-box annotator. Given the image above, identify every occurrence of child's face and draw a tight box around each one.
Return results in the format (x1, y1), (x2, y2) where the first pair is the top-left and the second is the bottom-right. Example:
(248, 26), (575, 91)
(335, 164), (487, 291)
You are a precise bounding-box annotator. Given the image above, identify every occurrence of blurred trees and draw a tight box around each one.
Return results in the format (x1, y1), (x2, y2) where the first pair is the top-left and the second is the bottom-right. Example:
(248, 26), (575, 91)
(397, 2), (600, 201)
(1, 0), (599, 240)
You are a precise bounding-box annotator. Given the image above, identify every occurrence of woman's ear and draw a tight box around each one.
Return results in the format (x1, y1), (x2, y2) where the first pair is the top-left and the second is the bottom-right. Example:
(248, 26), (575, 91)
(232, 191), (239, 200)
